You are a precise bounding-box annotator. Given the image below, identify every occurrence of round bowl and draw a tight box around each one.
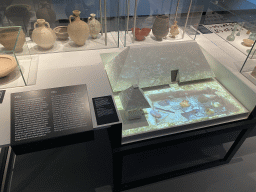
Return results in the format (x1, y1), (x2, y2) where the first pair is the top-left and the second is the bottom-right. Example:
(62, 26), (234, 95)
(0, 55), (17, 78)
(135, 35), (145, 41)
(54, 26), (69, 40)
(243, 39), (254, 47)
(140, 28), (151, 36)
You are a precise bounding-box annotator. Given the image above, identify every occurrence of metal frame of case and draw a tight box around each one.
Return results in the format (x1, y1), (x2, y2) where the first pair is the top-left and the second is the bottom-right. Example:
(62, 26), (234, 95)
(109, 113), (256, 191)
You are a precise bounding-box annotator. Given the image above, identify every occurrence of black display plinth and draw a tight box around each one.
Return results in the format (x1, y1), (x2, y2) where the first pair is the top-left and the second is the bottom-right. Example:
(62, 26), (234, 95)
(11, 84), (94, 155)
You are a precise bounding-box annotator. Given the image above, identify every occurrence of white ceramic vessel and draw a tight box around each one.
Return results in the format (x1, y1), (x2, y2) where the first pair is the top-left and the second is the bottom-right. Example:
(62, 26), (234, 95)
(32, 19), (56, 49)
(88, 13), (101, 39)
(67, 10), (89, 46)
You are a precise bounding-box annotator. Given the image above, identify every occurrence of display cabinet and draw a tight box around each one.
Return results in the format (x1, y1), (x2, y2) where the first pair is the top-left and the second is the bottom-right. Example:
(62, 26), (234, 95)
(0, 0), (120, 55)
(240, 41), (256, 85)
(203, 0), (256, 58)
(101, 40), (256, 144)
(0, 26), (37, 89)
(119, 0), (204, 47)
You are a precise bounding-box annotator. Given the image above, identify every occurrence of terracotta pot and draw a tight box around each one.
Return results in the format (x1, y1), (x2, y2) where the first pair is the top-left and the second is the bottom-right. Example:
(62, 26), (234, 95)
(140, 28), (151, 36)
(67, 10), (89, 46)
(0, 27), (26, 52)
(131, 27), (140, 35)
(54, 26), (69, 40)
(0, 54), (17, 78)
(131, 28), (151, 41)
(36, 1), (56, 24)
(88, 13), (101, 39)
(32, 19), (56, 49)
(170, 21), (179, 38)
(152, 15), (169, 41)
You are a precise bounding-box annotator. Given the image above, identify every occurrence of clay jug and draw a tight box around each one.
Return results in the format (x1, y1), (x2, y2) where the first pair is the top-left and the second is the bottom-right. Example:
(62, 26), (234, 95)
(67, 10), (89, 46)
(32, 19), (56, 49)
(170, 21), (179, 38)
(88, 13), (101, 39)
(36, 1), (56, 25)
(0, 27), (26, 52)
(152, 15), (169, 41)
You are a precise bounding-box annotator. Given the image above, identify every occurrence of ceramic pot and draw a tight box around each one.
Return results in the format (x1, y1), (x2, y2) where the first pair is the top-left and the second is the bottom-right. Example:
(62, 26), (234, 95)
(54, 26), (69, 40)
(88, 13), (101, 39)
(243, 39), (254, 47)
(32, 19), (56, 49)
(131, 28), (151, 41)
(67, 10), (89, 46)
(4, 4), (31, 30)
(170, 21), (179, 38)
(0, 55), (17, 78)
(0, 27), (26, 52)
(152, 15), (169, 41)
(36, 1), (56, 25)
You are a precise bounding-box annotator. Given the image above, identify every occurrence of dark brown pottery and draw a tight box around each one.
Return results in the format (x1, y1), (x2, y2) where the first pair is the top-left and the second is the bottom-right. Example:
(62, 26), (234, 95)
(152, 15), (169, 41)
(36, 1), (56, 25)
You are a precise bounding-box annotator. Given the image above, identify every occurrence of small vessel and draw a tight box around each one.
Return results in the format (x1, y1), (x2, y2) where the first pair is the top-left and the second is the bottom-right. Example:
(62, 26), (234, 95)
(181, 109), (199, 120)
(150, 110), (162, 118)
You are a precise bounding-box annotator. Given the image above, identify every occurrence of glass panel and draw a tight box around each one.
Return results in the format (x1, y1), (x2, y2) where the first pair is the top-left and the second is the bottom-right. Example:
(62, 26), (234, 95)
(185, 4), (204, 39)
(101, 41), (250, 143)
(120, 0), (203, 46)
(202, 1), (256, 86)
(203, 1), (252, 56)
(240, 41), (256, 85)
(0, 0), (120, 55)
(0, 26), (35, 88)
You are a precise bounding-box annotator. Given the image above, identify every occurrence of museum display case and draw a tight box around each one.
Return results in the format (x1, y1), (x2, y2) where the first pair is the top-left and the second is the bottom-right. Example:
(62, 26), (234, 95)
(203, 0), (256, 58)
(0, 26), (37, 89)
(119, 0), (203, 47)
(0, 0), (120, 55)
(240, 40), (256, 85)
(101, 40), (256, 144)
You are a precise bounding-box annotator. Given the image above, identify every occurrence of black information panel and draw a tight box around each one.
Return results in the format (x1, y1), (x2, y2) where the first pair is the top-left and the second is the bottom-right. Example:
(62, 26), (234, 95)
(11, 84), (93, 145)
(0, 90), (6, 104)
(93, 95), (119, 125)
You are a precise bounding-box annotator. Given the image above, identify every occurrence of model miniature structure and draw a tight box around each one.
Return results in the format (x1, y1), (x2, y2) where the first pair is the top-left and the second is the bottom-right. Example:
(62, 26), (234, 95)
(119, 84), (150, 120)
(102, 41), (215, 92)
(101, 41), (249, 143)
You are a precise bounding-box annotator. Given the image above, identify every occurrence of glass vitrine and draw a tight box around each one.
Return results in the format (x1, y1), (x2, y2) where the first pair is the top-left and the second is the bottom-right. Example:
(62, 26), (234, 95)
(0, 0), (120, 55)
(0, 26), (36, 88)
(101, 41), (255, 143)
(203, 0), (256, 58)
(119, 0), (204, 47)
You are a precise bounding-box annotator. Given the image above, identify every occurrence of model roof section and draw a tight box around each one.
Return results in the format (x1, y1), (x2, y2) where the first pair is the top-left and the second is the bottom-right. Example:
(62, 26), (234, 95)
(102, 41), (215, 92)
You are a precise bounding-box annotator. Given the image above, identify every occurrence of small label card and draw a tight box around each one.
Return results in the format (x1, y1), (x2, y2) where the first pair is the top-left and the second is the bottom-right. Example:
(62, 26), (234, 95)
(93, 95), (119, 125)
(0, 90), (6, 104)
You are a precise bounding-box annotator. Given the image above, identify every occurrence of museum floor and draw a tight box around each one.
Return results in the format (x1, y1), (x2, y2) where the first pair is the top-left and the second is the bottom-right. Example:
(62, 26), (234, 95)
(1, 131), (255, 192)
